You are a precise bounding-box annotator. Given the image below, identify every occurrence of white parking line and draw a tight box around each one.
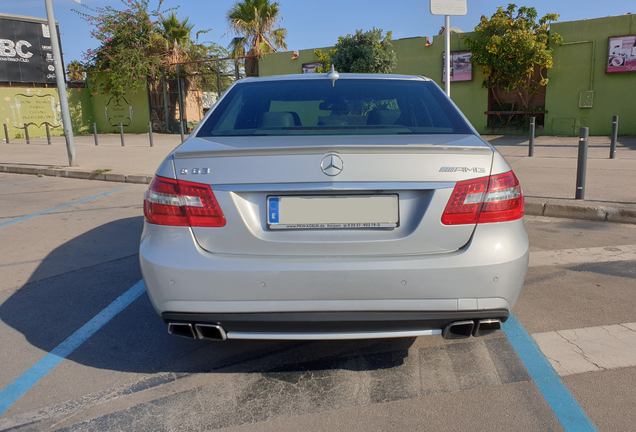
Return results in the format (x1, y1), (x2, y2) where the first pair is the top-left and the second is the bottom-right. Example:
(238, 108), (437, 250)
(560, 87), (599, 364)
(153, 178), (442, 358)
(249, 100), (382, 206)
(529, 244), (636, 267)
(533, 323), (636, 376)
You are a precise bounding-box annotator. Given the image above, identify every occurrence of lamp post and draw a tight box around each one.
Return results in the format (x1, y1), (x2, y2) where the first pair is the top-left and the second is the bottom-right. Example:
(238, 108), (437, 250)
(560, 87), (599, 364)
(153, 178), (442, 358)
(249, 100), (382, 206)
(44, 0), (77, 166)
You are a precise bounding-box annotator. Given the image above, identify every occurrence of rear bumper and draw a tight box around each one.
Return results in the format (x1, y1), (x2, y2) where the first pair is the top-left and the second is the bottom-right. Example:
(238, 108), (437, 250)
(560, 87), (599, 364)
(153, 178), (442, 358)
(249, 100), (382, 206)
(163, 310), (508, 336)
(140, 219), (529, 321)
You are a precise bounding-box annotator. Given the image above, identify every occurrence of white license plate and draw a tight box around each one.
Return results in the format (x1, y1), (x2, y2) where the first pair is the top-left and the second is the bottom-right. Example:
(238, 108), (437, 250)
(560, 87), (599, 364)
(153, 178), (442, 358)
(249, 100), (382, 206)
(267, 195), (399, 229)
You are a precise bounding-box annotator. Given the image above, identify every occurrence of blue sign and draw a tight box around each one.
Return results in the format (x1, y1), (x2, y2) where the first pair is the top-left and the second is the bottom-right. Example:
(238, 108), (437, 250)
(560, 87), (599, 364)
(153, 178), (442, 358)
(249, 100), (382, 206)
(268, 197), (279, 224)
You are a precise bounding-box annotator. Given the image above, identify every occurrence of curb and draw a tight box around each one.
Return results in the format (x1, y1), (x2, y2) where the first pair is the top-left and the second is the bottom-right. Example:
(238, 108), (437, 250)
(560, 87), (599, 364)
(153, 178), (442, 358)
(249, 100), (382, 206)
(2, 164), (635, 224)
(524, 199), (636, 224)
(0, 165), (152, 185)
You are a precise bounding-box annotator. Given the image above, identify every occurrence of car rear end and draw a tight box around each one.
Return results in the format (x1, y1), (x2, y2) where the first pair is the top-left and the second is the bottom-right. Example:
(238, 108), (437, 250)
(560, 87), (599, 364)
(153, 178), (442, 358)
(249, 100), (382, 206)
(139, 74), (529, 341)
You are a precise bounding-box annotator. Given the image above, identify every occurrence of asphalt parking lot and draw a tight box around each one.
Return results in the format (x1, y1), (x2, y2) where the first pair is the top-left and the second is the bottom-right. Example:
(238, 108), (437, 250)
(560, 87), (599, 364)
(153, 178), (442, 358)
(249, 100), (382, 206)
(1, 173), (635, 431)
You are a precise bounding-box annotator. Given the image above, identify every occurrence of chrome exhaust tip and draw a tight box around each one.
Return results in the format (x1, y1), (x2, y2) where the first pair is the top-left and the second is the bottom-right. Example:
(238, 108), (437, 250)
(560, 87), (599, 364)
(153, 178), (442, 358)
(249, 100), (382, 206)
(473, 319), (502, 337)
(168, 322), (196, 339)
(195, 324), (228, 341)
(442, 320), (475, 339)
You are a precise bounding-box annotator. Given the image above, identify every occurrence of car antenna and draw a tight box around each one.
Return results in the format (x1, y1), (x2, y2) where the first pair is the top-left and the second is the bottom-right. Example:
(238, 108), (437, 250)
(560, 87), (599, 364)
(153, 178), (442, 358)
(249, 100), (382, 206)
(327, 65), (339, 87)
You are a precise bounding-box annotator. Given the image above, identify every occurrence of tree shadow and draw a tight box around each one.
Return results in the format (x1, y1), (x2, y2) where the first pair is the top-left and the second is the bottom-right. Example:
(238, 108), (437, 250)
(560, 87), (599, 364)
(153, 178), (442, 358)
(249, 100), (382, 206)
(0, 216), (412, 376)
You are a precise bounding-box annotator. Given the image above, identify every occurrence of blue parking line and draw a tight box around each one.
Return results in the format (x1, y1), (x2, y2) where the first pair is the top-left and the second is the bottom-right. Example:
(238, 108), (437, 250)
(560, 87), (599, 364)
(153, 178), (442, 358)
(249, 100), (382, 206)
(0, 186), (131, 228)
(0, 280), (146, 416)
(503, 314), (598, 432)
(0, 179), (43, 189)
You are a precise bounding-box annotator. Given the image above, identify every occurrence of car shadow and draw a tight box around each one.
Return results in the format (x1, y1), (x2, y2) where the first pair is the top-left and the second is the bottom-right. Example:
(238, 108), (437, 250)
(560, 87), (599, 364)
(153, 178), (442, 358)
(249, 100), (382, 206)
(0, 216), (413, 376)
(485, 136), (528, 146)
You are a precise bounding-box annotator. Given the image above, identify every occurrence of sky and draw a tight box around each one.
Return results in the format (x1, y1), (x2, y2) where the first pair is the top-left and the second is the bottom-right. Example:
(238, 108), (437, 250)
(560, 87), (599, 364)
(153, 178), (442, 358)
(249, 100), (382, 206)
(2, 0), (635, 64)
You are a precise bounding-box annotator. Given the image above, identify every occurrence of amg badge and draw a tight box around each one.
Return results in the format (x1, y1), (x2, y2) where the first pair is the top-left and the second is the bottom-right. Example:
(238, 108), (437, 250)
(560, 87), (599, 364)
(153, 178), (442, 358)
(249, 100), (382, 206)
(439, 167), (487, 173)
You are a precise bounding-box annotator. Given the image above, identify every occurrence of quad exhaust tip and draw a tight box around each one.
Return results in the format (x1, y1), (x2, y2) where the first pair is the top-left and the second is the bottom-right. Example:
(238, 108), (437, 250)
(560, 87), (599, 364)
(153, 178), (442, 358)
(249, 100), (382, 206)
(473, 318), (502, 337)
(168, 322), (196, 339)
(167, 322), (228, 341)
(442, 320), (475, 339)
(195, 324), (228, 341)
(442, 319), (502, 339)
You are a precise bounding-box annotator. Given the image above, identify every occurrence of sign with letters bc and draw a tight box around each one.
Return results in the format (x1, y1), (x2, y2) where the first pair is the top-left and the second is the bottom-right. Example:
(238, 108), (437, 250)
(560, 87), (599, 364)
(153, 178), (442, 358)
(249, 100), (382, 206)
(0, 14), (64, 84)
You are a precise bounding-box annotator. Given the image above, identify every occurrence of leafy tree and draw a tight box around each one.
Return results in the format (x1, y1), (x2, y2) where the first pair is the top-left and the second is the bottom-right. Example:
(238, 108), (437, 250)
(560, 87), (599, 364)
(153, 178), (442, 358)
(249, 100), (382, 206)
(73, 0), (171, 97)
(66, 60), (86, 81)
(463, 4), (562, 111)
(313, 48), (335, 73)
(326, 28), (397, 74)
(226, 0), (287, 76)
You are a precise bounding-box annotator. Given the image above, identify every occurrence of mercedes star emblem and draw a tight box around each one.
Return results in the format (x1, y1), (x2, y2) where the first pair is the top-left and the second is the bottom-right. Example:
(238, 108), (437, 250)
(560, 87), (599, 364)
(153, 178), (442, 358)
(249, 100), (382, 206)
(320, 154), (344, 176)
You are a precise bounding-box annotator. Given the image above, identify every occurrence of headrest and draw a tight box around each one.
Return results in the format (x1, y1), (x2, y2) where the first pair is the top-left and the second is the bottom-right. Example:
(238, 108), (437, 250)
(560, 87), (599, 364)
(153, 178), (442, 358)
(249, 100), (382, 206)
(259, 112), (295, 128)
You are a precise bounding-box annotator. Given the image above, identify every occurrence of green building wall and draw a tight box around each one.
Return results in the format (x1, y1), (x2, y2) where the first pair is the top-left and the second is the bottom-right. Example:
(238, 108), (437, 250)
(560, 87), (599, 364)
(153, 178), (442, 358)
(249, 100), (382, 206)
(546, 15), (636, 136)
(1, 84), (150, 139)
(260, 14), (636, 136)
(90, 90), (150, 134)
(68, 88), (96, 135)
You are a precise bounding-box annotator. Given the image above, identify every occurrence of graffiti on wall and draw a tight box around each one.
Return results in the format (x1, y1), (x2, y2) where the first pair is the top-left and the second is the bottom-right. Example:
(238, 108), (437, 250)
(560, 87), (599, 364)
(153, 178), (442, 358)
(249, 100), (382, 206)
(1, 88), (61, 137)
(104, 96), (133, 127)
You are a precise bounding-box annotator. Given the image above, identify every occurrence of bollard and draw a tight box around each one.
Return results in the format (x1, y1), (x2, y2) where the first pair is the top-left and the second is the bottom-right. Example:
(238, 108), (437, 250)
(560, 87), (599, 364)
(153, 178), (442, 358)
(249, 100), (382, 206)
(3, 124), (8, 144)
(180, 120), (185, 143)
(24, 123), (30, 144)
(93, 123), (99, 146)
(148, 121), (154, 147)
(120, 122), (125, 147)
(610, 115), (618, 159)
(528, 117), (535, 157)
(46, 123), (51, 145)
(575, 127), (589, 200)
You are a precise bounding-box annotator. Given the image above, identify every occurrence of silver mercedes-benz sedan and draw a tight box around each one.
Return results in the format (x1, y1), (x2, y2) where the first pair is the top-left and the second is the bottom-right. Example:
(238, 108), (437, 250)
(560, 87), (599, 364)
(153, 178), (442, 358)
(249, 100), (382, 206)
(140, 72), (529, 341)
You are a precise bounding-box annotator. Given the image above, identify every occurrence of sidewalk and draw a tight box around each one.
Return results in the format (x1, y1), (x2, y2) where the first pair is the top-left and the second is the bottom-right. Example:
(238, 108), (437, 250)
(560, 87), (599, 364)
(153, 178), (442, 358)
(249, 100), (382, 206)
(1, 133), (635, 223)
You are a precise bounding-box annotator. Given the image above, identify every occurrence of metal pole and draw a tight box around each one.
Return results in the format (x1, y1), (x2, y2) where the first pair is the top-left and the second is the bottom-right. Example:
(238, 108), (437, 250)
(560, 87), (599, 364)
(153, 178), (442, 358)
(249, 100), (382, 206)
(176, 64), (184, 137)
(162, 67), (170, 133)
(528, 117), (535, 157)
(217, 58), (223, 99)
(24, 124), (30, 144)
(444, 15), (451, 97)
(610, 115), (618, 159)
(46, 123), (51, 145)
(3, 124), (8, 144)
(180, 119), (185, 143)
(44, 0), (77, 166)
(180, 78), (187, 136)
(149, 121), (154, 147)
(120, 122), (125, 147)
(93, 123), (98, 146)
(575, 127), (589, 200)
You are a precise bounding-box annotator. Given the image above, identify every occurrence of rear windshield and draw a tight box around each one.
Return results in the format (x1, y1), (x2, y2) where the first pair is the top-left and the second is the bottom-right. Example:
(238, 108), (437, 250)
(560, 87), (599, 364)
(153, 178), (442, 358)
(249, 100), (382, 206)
(196, 78), (474, 137)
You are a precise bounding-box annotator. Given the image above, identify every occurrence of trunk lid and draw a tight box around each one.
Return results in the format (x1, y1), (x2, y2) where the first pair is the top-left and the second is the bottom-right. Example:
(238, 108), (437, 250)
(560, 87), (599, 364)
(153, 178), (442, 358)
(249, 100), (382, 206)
(173, 134), (493, 257)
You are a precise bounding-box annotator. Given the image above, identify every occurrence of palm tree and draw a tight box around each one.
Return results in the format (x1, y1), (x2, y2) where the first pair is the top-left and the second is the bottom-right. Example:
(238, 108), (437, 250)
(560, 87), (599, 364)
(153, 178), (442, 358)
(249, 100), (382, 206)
(66, 60), (85, 81)
(161, 12), (194, 49)
(226, 0), (287, 76)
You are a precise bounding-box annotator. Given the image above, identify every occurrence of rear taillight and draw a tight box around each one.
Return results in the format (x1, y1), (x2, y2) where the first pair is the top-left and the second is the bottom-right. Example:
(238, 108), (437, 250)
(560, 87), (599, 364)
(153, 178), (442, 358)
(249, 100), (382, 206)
(441, 171), (524, 225)
(144, 176), (225, 227)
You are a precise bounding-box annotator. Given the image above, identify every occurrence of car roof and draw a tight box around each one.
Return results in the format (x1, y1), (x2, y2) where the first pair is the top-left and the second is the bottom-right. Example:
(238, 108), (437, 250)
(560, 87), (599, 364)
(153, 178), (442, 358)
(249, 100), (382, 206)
(239, 73), (431, 83)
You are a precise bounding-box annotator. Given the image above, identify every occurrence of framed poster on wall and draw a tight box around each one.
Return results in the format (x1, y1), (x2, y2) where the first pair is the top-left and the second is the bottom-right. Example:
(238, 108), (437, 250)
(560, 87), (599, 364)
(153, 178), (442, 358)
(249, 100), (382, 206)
(442, 51), (472, 82)
(606, 35), (636, 73)
(302, 62), (323, 74)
